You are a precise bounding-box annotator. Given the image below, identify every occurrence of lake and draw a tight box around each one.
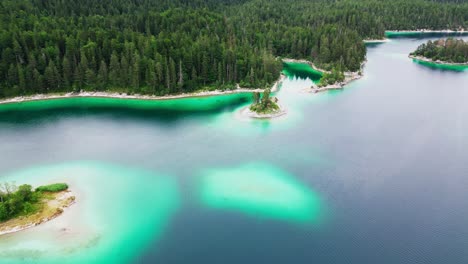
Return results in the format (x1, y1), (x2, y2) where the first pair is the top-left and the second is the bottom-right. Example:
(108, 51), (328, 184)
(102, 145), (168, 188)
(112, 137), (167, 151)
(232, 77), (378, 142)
(0, 34), (467, 264)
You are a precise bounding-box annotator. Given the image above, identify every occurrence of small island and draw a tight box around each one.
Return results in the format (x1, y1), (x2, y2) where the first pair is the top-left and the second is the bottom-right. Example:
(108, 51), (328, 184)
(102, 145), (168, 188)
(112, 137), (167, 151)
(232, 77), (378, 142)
(409, 38), (468, 67)
(241, 89), (286, 119)
(0, 182), (75, 236)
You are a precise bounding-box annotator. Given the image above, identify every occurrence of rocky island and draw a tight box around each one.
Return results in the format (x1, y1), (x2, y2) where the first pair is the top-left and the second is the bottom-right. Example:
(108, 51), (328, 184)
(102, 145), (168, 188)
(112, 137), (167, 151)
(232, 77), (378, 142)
(409, 38), (468, 68)
(0, 182), (75, 236)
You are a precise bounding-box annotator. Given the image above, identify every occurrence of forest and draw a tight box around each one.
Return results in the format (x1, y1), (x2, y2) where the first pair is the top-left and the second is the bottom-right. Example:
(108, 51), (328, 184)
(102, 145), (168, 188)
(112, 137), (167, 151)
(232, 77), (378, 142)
(0, 0), (467, 98)
(411, 38), (468, 63)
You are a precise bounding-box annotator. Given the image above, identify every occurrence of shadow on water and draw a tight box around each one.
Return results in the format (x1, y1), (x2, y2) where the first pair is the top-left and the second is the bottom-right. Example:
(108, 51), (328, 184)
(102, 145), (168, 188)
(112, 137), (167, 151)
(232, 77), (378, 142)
(365, 43), (386, 48)
(0, 95), (252, 125)
(282, 62), (323, 82)
(412, 59), (468, 72)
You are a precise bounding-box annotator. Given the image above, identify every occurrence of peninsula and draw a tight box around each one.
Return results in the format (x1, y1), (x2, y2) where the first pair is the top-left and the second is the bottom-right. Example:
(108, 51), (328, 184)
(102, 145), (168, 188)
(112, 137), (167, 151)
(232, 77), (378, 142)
(0, 182), (75, 236)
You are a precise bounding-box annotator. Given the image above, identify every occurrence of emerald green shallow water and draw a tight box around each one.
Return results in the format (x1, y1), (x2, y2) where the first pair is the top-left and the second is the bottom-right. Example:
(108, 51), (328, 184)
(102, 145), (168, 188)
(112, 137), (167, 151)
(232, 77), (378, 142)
(0, 93), (251, 113)
(282, 62), (323, 82)
(385, 31), (468, 38)
(412, 59), (468, 71)
(198, 163), (322, 224)
(0, 162), (179, 264)
(1, 34), (468, 264)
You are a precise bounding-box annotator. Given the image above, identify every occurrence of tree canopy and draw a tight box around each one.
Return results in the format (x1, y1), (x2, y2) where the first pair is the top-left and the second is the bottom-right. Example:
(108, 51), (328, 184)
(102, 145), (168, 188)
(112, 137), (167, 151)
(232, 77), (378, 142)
(411, 38), (468, 63)
(0, 0), (467, 98)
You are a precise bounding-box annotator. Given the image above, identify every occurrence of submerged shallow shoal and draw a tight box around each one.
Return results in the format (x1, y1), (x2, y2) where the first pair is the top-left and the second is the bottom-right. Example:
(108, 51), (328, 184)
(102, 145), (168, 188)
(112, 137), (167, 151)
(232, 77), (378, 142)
(198, 162), (323, 224)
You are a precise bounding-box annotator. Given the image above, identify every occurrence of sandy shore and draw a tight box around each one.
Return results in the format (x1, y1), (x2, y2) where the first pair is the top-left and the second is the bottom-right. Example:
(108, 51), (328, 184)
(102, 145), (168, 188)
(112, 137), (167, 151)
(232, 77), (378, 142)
(0, 190), (76, 236)
(363, 38), (390, 44)
(0, 74), (286, 106)
(409, 55), (468, 66)
(240, 102), (287, 119)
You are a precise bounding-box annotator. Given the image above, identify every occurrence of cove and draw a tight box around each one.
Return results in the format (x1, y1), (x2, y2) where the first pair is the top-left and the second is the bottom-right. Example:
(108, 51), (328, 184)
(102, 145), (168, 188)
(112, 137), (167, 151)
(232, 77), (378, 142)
(282, 62), (323, 82)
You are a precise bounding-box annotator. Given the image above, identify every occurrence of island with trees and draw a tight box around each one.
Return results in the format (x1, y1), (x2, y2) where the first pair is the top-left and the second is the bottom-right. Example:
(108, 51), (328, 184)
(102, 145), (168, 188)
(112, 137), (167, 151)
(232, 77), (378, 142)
(0, 182), (75, 236)
(410, 38), (468, 67)
(0, 0), (467, 102)
(242, 89), (286, 119)
(409, 38), (468, 69)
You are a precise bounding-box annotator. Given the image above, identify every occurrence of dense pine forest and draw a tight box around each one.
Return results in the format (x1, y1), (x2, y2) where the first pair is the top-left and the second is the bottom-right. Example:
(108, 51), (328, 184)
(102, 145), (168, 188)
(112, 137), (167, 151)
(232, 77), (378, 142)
(0, 0), (467, 98)
(411, 38), (468, 63)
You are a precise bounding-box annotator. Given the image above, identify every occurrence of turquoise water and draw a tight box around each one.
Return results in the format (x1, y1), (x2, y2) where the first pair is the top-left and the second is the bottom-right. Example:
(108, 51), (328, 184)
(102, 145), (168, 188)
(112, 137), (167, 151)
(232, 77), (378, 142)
(0, 162), (179, 264)
(197, 162), (323, 224)
(385, 31), (468, 38)
(1, 34), (468, 263)
(282, 62), (323, 82)
(0, 93), (252, 113)
(411, 59), (468, 72)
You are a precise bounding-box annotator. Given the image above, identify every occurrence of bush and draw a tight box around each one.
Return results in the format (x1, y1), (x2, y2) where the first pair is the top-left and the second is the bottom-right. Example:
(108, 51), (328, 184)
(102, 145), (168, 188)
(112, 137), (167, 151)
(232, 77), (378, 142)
(36, 183), (68, 193)
(0, 204), (7, 221)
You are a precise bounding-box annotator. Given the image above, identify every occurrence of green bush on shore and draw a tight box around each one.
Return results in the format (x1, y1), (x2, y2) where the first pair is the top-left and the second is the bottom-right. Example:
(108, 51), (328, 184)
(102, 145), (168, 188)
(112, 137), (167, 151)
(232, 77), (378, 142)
(318, 68), (345, 87)
(0, 182), (69, 222)
(36, 183), (69, 193)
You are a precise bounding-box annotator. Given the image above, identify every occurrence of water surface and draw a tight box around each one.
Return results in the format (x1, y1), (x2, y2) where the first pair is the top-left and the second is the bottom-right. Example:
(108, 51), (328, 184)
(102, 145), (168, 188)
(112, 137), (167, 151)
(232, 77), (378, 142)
(1, 34), (468, 264)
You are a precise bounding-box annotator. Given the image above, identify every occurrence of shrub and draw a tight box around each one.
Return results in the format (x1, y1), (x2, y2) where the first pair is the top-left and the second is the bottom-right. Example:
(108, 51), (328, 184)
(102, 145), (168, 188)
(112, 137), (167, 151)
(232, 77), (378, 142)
(36, 183), (68, 193)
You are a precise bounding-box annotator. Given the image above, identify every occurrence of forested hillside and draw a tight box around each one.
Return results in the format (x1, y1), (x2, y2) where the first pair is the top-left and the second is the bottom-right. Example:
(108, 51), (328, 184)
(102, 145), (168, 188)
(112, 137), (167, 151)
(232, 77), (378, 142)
(0, 0), (467, 98)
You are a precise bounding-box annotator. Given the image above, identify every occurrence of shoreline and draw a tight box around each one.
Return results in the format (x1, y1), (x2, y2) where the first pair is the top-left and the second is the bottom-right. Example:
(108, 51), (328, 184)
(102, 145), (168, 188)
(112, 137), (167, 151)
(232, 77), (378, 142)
(312, 70), (363, 93)
(0, 190), (76, 236)
(386, 29), (467, 34)
(282, 58), (331, 74)
(409, 55), (468, 66)
(0, 74), (286, 106)
(386, 29), (468, 37)
(363, 38), (390, 44)
(283, 58), (364, 92)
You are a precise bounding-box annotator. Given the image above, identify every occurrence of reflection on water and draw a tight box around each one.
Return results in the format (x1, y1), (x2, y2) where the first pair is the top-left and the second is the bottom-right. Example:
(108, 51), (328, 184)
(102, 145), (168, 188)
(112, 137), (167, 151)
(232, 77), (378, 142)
(282, 62), (323, 82)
